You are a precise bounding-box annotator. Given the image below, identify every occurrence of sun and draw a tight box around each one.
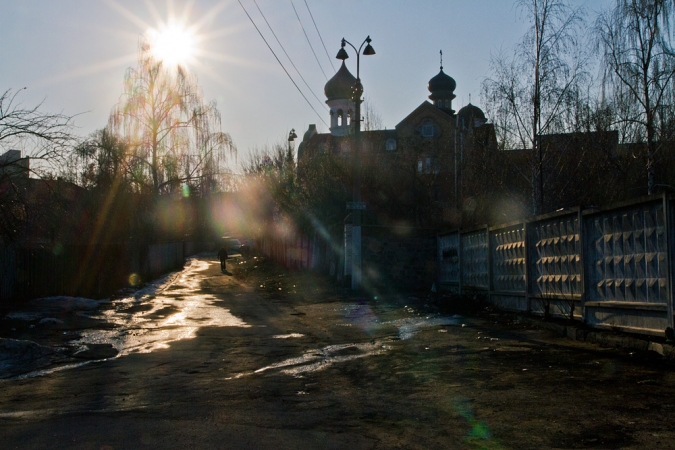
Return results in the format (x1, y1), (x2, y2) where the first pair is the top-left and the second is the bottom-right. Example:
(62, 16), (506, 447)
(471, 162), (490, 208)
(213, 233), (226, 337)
(147, 22), (196, 67)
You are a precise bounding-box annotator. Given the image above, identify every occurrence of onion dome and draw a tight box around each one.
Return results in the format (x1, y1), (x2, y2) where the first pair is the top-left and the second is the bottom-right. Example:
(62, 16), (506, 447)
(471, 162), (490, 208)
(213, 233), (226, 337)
(427, 67), (456, 101)
(457, 103), (486, 127)
(324, 61), (357, 102)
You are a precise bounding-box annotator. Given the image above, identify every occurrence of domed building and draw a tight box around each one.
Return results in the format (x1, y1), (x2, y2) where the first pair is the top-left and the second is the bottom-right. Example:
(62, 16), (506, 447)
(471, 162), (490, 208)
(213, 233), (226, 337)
(297, 55), (497, 228)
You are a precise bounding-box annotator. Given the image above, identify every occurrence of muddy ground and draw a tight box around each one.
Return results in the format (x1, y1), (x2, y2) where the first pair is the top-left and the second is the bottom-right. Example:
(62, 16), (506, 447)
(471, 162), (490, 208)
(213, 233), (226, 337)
(2, 254), (675, 449)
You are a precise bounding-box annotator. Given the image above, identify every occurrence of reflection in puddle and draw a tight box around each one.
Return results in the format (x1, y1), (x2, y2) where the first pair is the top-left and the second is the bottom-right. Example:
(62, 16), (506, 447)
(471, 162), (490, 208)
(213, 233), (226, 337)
(386, 317), (461, 340)
(72, 259), (250, 357)
(273, 334), (305, 339)
(226, 306), (461, 380)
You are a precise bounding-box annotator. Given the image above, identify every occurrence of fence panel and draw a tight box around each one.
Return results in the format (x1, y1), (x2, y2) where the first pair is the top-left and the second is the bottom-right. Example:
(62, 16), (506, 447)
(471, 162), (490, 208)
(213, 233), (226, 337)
(490, 223), (527, 311)
(0, 245), (17, 301)
(460, 228), (489, 290)
(583, 199), (669, 335)
(438, 232), (460, 292)
(528, 211), (582, 319)
(147, 242), (185, 279)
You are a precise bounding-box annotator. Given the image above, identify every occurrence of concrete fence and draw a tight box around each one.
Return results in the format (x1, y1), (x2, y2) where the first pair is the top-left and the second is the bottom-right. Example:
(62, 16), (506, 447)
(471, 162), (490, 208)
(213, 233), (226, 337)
(438, 194), (674, 338)
(0, 241), (194, 303)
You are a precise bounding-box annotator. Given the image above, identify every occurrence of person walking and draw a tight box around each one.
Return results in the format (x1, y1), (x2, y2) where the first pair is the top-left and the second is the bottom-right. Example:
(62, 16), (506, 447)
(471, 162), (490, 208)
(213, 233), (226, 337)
(218, 247), (228, 273)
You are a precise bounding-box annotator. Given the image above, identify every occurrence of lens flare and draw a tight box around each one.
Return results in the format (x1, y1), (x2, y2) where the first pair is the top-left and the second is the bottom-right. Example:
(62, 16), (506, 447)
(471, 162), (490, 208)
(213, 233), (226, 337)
(128, 273), (141, 287)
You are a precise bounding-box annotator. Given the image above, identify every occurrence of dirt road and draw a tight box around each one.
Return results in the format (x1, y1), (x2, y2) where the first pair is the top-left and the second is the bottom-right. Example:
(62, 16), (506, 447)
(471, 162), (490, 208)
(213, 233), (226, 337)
(2, 255), (675, 449)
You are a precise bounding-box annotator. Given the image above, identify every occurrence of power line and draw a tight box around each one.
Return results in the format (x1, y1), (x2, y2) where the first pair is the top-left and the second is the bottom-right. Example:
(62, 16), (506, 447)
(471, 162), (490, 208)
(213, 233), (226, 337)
(237, 0), (329, 128)
(290, 0), (328, 80)
(303, 0), (336, 73)
(252, 0), (327, 111)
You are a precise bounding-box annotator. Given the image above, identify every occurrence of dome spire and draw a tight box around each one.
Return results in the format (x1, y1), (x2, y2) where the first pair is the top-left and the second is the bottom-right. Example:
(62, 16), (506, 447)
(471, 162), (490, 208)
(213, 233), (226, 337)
(428, 53), (456, 114)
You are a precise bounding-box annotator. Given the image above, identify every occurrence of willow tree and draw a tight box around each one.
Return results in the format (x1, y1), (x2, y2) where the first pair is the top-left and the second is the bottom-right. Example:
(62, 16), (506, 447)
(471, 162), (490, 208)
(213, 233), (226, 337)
(596, 0), (675, 195)
(482, 0), (587, 216)
(107, 39), (235, 196)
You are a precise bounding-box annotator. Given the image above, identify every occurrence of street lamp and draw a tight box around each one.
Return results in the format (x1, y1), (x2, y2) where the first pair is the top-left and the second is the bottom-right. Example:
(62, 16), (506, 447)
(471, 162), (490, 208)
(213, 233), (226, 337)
(336, 36), (375, 290)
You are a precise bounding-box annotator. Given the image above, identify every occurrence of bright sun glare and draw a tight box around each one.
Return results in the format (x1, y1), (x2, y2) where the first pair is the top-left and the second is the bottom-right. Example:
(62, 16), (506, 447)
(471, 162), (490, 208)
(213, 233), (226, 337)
(148, 23), (195, 67)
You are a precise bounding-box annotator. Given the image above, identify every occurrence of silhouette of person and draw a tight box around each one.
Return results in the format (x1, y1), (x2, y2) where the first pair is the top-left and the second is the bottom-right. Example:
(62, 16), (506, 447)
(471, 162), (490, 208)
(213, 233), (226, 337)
(217, 247), (228, 273)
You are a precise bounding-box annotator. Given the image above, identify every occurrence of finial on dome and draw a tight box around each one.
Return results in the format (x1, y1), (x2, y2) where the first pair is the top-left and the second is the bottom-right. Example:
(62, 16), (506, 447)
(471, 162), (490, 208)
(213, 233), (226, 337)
(440, 50), (443, 71)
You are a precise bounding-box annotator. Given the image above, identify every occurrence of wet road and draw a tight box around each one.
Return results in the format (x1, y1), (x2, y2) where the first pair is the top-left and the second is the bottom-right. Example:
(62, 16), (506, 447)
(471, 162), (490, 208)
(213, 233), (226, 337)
(2, 255), (675, 449)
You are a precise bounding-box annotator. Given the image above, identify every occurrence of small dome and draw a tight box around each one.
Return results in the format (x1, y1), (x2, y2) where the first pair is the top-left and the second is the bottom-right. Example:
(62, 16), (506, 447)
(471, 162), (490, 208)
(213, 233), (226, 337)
(457, 103), (486, 127)
(324, 62), (357, 102)
(428, 67), (456, 100)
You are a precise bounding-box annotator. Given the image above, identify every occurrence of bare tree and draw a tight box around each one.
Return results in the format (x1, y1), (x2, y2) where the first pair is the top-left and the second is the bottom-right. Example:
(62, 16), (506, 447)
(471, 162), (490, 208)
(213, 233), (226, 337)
(107, 38), (235, 196)
(0, 88), (76, 175)
(362, 96), (383, 132)
(596, 0), (675, 194)
(482, 0), (588, 215)
(0, 88), (78, 242)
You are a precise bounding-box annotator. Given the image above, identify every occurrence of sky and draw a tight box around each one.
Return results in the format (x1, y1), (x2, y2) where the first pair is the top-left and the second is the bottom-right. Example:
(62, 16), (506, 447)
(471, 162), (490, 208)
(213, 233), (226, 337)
(0, 0), (613, 167)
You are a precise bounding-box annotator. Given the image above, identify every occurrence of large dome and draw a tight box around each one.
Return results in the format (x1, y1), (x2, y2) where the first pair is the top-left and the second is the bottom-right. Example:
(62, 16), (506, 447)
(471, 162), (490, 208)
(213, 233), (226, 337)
(428, 68), (456, 100)
(324, 62), (357, 101)
(457, 103), (486, 127)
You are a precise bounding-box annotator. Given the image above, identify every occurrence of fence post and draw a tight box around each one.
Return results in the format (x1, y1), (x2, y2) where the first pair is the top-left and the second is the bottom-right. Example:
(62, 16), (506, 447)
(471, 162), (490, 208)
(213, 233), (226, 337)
(664, 193), (674, 332)
(524, 220), (531, 314)
(579, 207), (588, 325)
(458, 231), (463, 295)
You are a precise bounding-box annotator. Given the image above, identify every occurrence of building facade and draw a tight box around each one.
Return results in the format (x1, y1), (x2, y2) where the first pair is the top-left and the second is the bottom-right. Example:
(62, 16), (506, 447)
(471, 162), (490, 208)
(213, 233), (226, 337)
(297, 61), (498, 228)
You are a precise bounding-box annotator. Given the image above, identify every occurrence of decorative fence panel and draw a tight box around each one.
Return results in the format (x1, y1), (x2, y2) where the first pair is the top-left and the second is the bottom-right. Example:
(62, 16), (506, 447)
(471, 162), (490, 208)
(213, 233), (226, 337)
(490, 223), (527, 311)
(529, 211), (582, 319)
(438, 232), (460, 292)
(583, 199), (670, 335)
(460, 228), (489, 290)
(440, 194), (675, 338)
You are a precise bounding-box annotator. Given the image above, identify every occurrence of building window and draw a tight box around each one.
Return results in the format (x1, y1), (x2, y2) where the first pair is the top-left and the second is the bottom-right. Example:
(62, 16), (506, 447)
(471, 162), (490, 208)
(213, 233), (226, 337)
(445, 99), (450, 109)
(425, 157), (431, 174)
(418, 159), (423, 173)
(420, 120), (435, 138)
(432, 157), (439, 174)
(337, 109), (344, 126)
(386, 138), (397, 151)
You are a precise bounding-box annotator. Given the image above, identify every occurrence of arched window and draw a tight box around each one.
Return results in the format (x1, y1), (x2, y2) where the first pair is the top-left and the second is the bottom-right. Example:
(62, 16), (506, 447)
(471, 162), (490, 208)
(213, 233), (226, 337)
(386, 138), (397, 151)
(337, 109), (344, 126)
(420, 120), (436, 138)
(445, 99), (450, 109)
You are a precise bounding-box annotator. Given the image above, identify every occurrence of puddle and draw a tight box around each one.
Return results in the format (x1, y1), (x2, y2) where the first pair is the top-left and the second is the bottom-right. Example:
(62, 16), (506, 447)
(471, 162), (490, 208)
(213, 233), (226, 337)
(273, 334), (305, 339)
(226, 341), (389, 379)
(8, 258), (249, 379)
(226, 308), (463, 380)
(384, 317), (462, 340)
(71, 259), (250, 356)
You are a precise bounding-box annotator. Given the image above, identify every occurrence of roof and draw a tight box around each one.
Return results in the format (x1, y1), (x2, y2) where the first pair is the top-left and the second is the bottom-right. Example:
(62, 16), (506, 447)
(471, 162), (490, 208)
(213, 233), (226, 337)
(395, 101), (454, 130)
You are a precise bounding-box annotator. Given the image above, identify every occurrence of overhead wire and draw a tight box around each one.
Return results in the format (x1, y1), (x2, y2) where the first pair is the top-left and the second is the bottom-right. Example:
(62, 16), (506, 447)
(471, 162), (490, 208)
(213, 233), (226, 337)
(252, 0), (327, 111)
(237, 0), (329, 128)
(303, 0), (336, 73)
(289, 0), (329, 80)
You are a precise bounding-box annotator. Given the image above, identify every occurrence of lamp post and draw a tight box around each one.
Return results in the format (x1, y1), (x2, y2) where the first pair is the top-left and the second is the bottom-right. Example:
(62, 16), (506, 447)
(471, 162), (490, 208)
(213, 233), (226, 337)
(287, 128), (297, 157)
(336, 36), (375, 290)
